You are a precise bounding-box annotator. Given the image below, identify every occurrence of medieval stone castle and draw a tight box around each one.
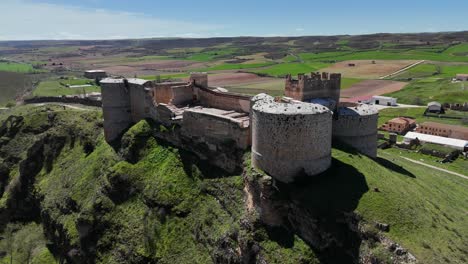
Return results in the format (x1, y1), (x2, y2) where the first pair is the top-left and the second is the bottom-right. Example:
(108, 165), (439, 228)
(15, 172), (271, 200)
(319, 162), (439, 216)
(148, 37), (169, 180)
(101, 72), (378, 183)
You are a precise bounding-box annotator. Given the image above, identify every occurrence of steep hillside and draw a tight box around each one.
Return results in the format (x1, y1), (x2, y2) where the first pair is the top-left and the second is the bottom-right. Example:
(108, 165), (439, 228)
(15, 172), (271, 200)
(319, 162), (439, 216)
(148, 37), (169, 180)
(0, 105), (466, 264)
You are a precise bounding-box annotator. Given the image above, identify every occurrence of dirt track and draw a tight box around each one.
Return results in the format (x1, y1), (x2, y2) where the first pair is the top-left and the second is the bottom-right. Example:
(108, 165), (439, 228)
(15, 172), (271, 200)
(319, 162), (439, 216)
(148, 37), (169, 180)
(341, 80), (408, 98)
(321, 60), (418, 79)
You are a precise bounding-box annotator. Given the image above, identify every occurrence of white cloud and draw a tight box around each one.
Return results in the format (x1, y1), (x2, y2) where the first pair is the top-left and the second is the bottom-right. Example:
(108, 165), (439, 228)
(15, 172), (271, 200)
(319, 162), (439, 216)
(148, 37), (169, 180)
(0, 0), (224, 40)
(295, 28), (304, 32)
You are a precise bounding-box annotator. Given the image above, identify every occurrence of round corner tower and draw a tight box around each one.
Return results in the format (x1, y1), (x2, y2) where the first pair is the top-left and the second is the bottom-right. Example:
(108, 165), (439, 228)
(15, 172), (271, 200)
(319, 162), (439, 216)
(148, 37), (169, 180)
(101, 78), (132, 142)
(251, 94), (333, 183)
(332, 103), (379, 158)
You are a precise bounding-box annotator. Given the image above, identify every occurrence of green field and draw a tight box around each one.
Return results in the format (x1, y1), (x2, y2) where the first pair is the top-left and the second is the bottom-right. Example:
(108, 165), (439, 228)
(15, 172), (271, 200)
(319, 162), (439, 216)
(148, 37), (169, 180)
(384, 78), (468, 105)
(334, 148), (467, 264)
(383, 147), (468, 176)
(378, 107), (468, 127)
(33, 79), (100, 97)
(296, 44), (468, 63)
(0, 62), (37, 73)
(140, 73), (190, 81)
(249, 62), (330, 77)
(195, 62), (275, 72)
(184, 48), (240, 61)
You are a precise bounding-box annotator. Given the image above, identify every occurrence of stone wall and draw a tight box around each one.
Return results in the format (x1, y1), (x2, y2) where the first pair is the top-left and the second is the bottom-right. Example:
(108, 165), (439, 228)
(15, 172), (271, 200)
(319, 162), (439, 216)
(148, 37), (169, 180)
(101, 79), (132, 142)
(171, 85), (193, 106)
(251, 94), (333, 182)
(332, 104), (379, 158)
(197, 87), (251, 113)
(153, 82), (187, 105)
(181, 108), (251, 150)
(190, 72), (208, 88)
(127, 79), (154, 123)
(23, 96), (102, 107)
(285, 72), (341, 107)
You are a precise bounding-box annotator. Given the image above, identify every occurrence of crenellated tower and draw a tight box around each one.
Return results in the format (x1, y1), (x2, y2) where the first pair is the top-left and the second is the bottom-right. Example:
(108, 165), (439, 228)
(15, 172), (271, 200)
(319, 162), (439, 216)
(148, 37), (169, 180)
(285, 72), (341, 109)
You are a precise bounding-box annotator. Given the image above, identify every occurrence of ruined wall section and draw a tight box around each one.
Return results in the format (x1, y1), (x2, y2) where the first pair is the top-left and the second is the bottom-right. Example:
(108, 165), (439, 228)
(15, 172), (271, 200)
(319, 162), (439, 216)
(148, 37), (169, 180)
(182, 108), (250, 150)
(251, 94), (332, 183)
(190, 72), (208, 88)
(332, 103), (379, 158)
(170, 84), (193, 106)
(285, 72), (341, 108)
(198, 87), (251, 113)
(101, 78), (132, 142)
(127, 79), (154, 123)
(153, 82), (187, 105)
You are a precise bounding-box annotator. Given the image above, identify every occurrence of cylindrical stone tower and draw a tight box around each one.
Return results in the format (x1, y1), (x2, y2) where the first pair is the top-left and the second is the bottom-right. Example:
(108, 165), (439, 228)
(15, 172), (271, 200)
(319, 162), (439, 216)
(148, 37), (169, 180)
(251, 94), (333, 183)
(332, 103), (379, 158)
(101, 78), (132, 142)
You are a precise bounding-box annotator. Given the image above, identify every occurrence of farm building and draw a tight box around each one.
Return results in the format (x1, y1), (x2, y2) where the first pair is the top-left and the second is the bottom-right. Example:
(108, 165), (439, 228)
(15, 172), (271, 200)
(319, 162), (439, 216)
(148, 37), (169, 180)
(426, 101), (443, 114)
(455, 74), (468, 81)
(370, 96), (397, 106)
(379, 117), (416, 134)
(404, 132), (468, 151)
(416, 122), (468, 140)
(84, 70), (107, 80)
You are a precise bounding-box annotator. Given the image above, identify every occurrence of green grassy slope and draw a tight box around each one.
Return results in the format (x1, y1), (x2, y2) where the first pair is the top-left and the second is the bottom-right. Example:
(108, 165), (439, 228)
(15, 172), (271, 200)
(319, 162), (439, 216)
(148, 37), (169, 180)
(334, 148), (467, 264)
(0, 107), (318, 263)
(0, 105), (466, 263)
(385, 78), (468, 105)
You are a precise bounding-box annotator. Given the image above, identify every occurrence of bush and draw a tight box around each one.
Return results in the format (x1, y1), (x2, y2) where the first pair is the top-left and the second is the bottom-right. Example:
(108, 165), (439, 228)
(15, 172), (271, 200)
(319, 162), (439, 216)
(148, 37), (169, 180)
(5, 101), (15, 108)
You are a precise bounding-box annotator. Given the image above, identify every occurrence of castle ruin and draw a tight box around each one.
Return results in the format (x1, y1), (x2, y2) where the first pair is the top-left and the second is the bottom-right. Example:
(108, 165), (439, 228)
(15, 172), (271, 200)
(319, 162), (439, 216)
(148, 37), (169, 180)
(101, 72), (378, 182)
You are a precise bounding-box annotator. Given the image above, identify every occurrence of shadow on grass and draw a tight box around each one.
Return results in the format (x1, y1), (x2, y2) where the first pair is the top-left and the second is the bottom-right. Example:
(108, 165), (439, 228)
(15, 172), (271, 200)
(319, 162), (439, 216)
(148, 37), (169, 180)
(263, 158), (369, 263)
(375, 157), (416, 178)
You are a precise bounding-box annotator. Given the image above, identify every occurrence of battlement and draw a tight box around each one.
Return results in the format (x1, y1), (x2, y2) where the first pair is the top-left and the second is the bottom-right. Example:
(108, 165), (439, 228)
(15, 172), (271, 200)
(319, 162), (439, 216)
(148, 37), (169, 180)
(285, 72), (341, 107)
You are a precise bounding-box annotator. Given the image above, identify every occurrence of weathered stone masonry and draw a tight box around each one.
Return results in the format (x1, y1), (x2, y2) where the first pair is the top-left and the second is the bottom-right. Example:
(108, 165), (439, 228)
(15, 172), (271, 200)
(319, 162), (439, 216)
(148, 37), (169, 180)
(101, 72), (378, 180)
(251, 94), (332, 183)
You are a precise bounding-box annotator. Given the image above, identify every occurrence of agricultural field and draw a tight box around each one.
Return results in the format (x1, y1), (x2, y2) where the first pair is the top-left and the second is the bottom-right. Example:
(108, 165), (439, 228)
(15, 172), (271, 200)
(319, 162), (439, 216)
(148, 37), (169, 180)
(32, 78), (100, 97)
(320, 60), (419, 79)
(0, 71), (31, 105)
(385, 78), (468, 105)
(0, 61), (40, 73)
(2, 32), (468, 104)
(341, 80), (408, 99)
(378, 107), (468, 128)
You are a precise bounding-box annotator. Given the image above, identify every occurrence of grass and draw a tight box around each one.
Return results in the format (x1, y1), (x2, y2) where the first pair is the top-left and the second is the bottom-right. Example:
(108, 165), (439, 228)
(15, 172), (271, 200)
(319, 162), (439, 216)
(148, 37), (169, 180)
(249, 62), (330, 77)
(333, 148), (468, 264)
(140, 73), (189, 81)
(391, 63), (468, 79)
(195, 62), (275, 72)
(378, 107), (468, 128)
(341, 78), (363, 89)
(0, 62), (39, 73)
(32, 79), (100, 97)
(383, 147), (468, 176)
(1, 104), (467, 263)
(0, 71), (31, 104)
(385, 78), (468, 105)
(184, 48), (240, 62)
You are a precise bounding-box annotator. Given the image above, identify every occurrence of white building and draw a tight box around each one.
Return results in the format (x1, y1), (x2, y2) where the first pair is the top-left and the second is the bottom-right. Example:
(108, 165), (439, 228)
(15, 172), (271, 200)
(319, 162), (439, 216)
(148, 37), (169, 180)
(370, 96), (397, 106)
(404, 132), (468, 151)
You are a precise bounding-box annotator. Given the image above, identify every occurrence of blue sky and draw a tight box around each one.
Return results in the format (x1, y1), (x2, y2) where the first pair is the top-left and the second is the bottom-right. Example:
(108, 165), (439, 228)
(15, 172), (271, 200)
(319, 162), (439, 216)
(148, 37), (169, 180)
(1, 0), (467, 40)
